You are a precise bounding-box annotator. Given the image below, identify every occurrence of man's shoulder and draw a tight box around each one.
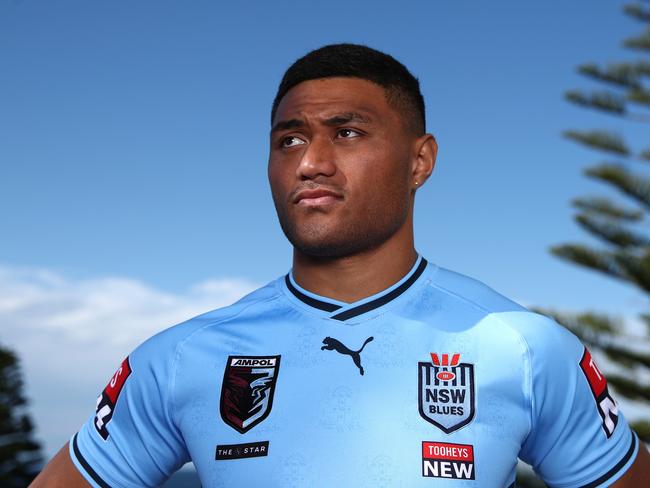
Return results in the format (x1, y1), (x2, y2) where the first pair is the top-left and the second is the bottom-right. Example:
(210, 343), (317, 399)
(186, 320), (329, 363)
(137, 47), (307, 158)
(429, 264), (578, 351)
(188, 277), (283, 327)
(491, 310), (584, 361)
(428, 264), (528, 314)
(136, 277), (284, 355)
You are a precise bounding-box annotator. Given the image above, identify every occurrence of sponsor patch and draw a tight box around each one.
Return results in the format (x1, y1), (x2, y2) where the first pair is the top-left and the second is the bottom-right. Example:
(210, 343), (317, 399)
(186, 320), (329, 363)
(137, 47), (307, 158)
(94, 357), (132, 440)
(579, 348), (618, 438)
(422, 441), (475, 479)
(215, 441), (269, 460)
(418, 353), (475, 434)
(220, 355), (281, 434)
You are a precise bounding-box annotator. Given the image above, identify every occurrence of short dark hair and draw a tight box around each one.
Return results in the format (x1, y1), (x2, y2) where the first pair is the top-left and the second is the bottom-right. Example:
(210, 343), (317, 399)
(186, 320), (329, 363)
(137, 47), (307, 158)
(271, 43), (426, 136)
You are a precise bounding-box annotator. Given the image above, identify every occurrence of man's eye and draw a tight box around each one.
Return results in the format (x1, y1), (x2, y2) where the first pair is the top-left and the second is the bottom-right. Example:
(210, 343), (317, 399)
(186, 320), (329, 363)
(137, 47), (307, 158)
(281, 136), (306, 148)
(337, 128), (361, 139)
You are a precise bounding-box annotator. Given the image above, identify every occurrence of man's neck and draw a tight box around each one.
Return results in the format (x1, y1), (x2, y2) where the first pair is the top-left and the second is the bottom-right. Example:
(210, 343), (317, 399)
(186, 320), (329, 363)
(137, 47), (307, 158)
(291, 236), (418, 304)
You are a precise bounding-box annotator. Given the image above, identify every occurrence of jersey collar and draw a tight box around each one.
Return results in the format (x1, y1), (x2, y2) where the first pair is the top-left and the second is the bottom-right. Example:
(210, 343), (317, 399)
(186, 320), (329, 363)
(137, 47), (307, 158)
(283, 254), (428, 322)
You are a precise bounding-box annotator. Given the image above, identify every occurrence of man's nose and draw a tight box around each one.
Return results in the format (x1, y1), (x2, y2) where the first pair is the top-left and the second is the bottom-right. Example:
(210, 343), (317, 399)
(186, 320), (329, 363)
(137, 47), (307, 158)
(296, 135), (337, 180)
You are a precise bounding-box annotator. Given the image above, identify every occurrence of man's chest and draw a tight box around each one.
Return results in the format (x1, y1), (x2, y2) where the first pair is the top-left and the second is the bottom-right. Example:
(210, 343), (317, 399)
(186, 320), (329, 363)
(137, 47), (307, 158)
(174, 319), (529, 487)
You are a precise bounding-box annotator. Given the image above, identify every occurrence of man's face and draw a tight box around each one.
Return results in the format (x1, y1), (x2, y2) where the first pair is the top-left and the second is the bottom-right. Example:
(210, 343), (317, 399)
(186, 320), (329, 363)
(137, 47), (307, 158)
(268, 77), (416, 258)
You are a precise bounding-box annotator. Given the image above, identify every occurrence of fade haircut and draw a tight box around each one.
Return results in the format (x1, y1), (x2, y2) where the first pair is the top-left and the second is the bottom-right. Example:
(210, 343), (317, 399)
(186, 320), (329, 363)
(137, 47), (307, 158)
(271, 43), (426, 136)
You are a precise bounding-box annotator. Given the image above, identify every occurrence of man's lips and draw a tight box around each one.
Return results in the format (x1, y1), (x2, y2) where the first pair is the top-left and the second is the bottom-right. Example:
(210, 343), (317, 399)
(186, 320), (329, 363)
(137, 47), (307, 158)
(293, 188), (344, 207)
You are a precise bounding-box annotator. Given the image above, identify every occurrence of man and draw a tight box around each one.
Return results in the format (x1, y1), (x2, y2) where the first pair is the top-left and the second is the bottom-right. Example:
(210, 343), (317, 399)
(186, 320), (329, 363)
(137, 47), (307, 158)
(32, 43), (649, 487)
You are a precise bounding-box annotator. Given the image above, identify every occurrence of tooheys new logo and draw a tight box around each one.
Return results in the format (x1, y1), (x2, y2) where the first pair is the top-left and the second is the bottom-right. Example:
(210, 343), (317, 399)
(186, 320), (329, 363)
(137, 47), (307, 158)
(418, 353), (475, 434)
(94, 357), (132, 440)
(422, 441), (475, 480)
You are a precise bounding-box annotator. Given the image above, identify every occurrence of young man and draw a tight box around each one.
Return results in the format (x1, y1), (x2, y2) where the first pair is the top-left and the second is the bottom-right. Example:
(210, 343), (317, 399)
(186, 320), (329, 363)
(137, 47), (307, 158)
(33, 44), (648, 487)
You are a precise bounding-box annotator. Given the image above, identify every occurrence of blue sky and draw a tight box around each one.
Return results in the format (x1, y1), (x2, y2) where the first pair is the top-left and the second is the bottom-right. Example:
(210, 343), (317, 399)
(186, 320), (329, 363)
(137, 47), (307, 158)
(1, 0), (648, 458)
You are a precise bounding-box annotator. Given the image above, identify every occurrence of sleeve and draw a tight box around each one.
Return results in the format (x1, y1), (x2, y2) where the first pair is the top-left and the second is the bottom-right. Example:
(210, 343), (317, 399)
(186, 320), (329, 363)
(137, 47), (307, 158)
(518, 314), (639, 488)
(69, 332), (190, 488)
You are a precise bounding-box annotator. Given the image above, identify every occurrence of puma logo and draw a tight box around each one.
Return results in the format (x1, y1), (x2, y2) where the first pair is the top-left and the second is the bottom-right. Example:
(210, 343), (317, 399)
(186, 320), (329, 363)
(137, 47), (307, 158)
(321, 336), (374, 375)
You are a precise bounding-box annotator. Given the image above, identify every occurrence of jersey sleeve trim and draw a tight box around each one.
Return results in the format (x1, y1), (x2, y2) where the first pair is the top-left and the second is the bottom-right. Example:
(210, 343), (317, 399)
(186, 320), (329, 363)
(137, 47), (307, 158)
(577, 430), (638, 488)
(70, 432), (112, 488)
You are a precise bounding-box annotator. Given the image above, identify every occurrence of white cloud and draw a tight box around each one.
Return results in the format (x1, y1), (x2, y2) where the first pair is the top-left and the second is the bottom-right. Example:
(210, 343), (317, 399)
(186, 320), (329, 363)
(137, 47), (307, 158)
(0, 263), (258, 459)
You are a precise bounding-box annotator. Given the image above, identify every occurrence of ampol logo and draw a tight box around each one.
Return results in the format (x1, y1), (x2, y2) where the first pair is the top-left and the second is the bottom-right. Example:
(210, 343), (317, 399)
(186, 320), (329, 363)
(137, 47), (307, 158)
(220, 355), (281, 434)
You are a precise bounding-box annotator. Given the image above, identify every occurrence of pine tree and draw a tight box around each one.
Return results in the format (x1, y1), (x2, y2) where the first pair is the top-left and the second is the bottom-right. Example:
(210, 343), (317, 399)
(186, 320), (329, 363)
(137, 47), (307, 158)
(517, 3), (650, 487)
(545, 0), (650, 442)
(0, 343), (43, 487)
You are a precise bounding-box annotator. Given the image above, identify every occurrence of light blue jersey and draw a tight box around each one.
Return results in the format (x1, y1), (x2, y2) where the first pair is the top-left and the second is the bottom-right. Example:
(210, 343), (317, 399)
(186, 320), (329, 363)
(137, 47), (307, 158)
(70, 256), (638, 487)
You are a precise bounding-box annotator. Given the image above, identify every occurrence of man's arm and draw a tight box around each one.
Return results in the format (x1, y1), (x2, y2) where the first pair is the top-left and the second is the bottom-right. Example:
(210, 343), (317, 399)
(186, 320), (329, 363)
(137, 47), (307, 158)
(29, 443), (90, 488)
(612, 440), (650, 487)
(515, 313), (646, 486)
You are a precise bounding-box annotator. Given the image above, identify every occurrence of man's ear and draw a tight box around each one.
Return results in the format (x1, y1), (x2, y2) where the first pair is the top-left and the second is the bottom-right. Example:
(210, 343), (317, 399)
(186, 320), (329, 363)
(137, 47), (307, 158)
(411, 133), (437, 190)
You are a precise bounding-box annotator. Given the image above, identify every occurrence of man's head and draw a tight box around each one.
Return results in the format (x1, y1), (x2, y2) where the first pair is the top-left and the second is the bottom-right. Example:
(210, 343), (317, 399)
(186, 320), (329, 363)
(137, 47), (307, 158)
(271, 43), (426, 137)
(268, 43), (437, 259)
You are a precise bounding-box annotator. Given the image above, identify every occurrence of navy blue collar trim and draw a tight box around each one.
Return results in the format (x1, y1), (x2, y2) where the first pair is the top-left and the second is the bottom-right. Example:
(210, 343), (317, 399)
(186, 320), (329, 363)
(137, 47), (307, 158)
(285, 257), (428, 321)
(284, 275), (342, 313)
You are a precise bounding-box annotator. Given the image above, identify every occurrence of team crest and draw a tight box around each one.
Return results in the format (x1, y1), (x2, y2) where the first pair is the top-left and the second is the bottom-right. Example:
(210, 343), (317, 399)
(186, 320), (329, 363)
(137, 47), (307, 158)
(220, 355), (281, 434)
(418, 353), (475, 434)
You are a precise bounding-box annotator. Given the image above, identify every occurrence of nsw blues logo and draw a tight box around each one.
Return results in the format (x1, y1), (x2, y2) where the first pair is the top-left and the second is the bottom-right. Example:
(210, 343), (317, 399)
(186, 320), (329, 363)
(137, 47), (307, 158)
(220, 355), (281, 434)
(418, 353), (475, 434)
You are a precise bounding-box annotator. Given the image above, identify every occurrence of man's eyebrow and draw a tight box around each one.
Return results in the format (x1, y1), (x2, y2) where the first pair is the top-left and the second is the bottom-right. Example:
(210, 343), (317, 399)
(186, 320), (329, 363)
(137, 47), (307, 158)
(270, 112), (373, 135)
(270, 118), (305, 134)
(322, 112), (372, 126)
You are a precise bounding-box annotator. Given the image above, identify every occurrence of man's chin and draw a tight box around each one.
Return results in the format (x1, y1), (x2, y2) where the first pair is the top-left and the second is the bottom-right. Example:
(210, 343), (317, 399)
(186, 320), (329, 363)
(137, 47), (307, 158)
(287, 229), (384, 259)
(279, 215), (403, 259)
(290, 237), (353, 259)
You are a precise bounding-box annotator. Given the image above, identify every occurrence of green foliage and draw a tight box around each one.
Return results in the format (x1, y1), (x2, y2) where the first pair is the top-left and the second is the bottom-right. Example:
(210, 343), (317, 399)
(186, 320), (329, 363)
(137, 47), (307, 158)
(627, 86), (650, 106)
(572, 196), (643, 220)
(634, 60), (650, 77)
(631, 420), (650, 443)
(575, 213), (650, 248)
(607, 374), (650, 402)
(546, 1), (650, 483)
(562, 130), (630, 155)
(584, 163), (650, 208)
(577, 62), (642, 88)
(0, 344), (42, 487)
(565, 90), (626, 114)
(623, 3), (650, 23)
(624, 28), (650, 51)
(550, 243), (621, 279)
